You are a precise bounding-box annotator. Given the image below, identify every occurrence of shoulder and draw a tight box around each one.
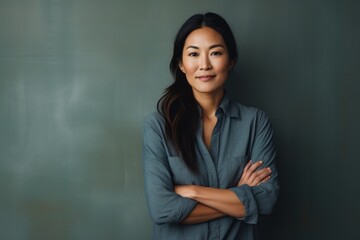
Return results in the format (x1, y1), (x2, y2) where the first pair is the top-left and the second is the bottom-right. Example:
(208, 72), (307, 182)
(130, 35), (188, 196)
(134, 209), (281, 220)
(143, 112), (165, 132)
(144, 111), (164, 124)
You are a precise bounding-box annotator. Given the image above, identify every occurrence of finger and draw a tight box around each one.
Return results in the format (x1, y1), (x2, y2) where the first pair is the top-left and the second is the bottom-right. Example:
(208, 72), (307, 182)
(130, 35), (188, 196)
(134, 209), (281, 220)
(249, 167), (271, 186)
(239, 161), (266, 186)
(255, 168), (272, 182)
(239, 161), (252, 182)
(243, 160), (252, 173)
(258, 175), (271, 185)
(257, 176), (271, 186)
(247, 160), (263, 174)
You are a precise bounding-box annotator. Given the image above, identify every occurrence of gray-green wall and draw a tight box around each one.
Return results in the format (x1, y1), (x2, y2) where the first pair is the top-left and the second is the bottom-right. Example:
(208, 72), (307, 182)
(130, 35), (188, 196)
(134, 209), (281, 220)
(1, 0), (359, 239)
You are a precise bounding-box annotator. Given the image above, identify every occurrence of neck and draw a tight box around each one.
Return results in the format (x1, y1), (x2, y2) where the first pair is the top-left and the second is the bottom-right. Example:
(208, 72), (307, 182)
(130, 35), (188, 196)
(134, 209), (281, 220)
(193, 89), (224, 119)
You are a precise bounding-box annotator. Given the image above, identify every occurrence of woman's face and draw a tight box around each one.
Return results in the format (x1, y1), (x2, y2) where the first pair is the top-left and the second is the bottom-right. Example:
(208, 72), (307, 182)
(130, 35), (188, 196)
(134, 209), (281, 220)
(179, 27), (233, 97)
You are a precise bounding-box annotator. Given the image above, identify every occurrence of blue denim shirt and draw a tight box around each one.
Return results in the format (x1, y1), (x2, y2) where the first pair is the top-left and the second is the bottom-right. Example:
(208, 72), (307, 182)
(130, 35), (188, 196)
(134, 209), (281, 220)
(142, 94), (279, 239)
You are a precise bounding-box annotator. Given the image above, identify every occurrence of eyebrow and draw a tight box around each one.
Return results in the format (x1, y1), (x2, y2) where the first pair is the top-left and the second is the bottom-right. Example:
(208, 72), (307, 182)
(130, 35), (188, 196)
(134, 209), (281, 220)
(186, 44), (225, 50)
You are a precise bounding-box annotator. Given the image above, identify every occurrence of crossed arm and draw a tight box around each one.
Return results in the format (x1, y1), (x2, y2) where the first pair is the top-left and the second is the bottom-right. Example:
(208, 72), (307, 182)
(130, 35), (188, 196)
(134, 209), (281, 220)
(175, 160), (272, 224)
(143, 111), (278, 225)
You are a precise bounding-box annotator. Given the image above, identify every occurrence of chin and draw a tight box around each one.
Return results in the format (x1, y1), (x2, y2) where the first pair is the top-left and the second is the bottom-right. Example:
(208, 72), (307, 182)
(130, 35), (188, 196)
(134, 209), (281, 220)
(193, 87), (224, 95)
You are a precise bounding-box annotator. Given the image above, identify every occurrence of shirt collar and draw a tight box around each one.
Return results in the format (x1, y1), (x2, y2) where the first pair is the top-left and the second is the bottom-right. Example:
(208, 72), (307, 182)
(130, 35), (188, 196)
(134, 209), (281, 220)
(196, 92), (241, 120)
(217, 93), (241, 119)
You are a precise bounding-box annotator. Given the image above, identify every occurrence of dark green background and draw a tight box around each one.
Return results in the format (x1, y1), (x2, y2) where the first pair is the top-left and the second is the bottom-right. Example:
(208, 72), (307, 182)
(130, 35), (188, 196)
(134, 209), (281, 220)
(1, 0), (359, 239)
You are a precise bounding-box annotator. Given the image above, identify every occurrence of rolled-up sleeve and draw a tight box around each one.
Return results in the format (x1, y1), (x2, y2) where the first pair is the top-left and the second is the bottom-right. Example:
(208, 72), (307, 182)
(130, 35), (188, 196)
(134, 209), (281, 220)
(142, 114), (197, 224)
(230, 110), (279, 224)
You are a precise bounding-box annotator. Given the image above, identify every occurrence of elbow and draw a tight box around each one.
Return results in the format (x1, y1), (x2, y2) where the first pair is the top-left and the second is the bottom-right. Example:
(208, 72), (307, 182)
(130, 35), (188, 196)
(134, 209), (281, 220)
(152, 217), (170, 225)
(259, 198), (277, 215)
(145, 189), (196, 224)
(258, 186), (279, 215)
(152, 216), (175, 225)
(149, 208), (179, 225)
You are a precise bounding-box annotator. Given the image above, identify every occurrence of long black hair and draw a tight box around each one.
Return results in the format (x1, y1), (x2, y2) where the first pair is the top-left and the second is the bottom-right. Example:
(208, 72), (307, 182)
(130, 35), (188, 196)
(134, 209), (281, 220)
(157, 12), (238, 174)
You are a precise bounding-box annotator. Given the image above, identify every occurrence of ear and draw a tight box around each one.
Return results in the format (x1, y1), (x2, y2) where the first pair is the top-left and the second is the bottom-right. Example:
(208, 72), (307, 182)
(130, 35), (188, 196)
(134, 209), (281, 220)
(228, 60), (236, 71)
(179, 61), (185, 73)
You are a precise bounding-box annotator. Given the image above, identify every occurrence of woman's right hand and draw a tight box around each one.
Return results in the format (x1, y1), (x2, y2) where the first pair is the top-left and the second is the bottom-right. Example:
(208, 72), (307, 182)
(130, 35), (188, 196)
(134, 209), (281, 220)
(237, 160), (271, 187)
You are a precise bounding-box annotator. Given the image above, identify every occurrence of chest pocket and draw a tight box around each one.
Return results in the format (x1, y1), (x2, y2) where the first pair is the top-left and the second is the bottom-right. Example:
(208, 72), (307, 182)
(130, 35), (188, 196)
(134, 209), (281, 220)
(168, 156), (198, 185)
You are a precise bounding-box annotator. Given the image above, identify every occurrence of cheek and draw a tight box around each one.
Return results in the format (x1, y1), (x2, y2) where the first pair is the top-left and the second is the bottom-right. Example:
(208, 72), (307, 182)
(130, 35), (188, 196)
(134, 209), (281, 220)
(214, 61), (231, 73)
(224, 63), (232, 73)
(182, 62), (197, 74)
(211, 56), (230, 69)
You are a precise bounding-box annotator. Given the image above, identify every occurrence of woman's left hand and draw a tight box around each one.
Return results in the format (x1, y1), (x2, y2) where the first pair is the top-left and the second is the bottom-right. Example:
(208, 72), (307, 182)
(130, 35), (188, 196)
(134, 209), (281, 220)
(238, 160), (271, 187)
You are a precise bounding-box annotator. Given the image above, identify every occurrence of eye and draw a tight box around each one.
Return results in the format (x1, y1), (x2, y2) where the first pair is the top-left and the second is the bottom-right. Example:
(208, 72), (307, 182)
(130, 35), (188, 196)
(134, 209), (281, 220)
(211, 51), (222, 56)
(188, 52), (199, 57)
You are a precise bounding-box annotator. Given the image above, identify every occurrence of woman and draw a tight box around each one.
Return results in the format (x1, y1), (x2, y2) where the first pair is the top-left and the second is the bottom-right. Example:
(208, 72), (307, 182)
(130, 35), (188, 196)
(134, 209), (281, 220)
(143, 12), (279, 239)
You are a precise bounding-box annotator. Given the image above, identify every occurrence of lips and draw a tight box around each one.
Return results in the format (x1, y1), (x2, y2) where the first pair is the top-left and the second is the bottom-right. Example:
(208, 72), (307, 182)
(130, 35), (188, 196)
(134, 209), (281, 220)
(196, 75), (216, 81)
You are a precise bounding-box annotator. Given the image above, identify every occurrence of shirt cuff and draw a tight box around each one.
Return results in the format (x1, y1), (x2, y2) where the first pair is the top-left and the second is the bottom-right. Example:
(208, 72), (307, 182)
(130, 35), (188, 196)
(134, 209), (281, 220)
(230, 184), (258, 224)
(175, 197), (198, 223)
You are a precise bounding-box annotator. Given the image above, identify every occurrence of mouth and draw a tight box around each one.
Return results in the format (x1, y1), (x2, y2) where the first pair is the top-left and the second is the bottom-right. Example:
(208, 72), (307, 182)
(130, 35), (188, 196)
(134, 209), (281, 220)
(196, 75), (216, 81)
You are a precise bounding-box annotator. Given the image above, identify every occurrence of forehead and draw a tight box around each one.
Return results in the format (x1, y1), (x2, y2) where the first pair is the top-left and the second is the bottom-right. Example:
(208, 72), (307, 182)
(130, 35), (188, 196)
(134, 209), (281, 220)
(184, 27), (226, 48)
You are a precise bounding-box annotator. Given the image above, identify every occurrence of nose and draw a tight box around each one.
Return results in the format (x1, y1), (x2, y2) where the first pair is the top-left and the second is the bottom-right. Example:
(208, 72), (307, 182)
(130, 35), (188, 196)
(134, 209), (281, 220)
(199, 55), (212, 70)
